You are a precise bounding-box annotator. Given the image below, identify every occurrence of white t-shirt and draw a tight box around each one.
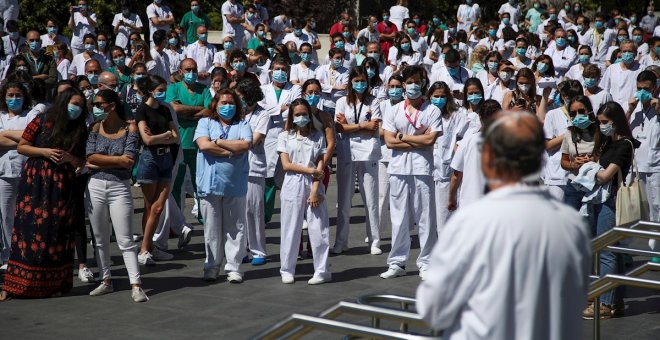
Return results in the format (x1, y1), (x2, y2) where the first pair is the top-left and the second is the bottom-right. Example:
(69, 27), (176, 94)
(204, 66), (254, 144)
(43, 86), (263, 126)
(542, 107), (570, 185)
(40, 34), (70, 48)
(146, 4), (173, 39)
(70, 12), (97, 49)
(56, 59), (70, 81)
(357, 28), (380, 43)
(450, 131), (484, 207)
(485, 79), (515, 105)
(0, 109), (39, 177)
(599, 62), (642, 109)
(247, 104), (271, 177)
(544, 45), (577, 77)
(629, 102), (660, 173)
(560, 129), (595, 175)
(388, 47), (422, 67)
(336, 96), (382, 161)
(433, 107), (478, 182)
(315, 64), (349, 109)
(221, 1), (245, 40)
(383, 100), (443, 176)
(68, 52), (108, 76)
(586, 89), (612, 115)
(290, 63), (318, 84)
(164, 48), (185, 74)
(389, 5), (410, 31)
(184, 42), (216, 82)
(150, 48), (171, 82)
(112, 13), (143, 49)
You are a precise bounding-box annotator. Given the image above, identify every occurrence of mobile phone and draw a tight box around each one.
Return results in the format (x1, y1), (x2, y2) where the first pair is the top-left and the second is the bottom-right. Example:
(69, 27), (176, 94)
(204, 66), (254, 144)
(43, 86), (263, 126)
(516, 98), (527, 107)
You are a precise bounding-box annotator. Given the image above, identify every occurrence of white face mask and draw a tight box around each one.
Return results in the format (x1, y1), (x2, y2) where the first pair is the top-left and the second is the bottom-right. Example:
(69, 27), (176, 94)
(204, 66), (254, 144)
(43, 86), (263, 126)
(499, 71), (513, 82)
(518, 83), (530, 93)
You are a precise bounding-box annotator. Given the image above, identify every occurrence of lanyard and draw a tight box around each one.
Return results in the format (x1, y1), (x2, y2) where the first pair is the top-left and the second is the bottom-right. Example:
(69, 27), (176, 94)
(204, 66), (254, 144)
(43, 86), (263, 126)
(404, 101), (421, 128)
(353, 101), (365, 124)
(219, 123), (232, 140)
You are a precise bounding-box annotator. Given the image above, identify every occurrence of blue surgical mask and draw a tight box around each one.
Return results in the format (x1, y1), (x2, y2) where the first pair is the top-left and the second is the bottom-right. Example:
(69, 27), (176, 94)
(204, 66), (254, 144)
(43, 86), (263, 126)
(367, 52), (380, 60)
(47, 27), (58, 35)
(568, 36), (576, 44)
(113, 56), (126, 67)
(407, 28), (417, 36)
(97, 40), (107, 49)
(334, 41), (345, 49)
(655, 47), (660, 56)
(579, 55), (590, 64)
(571, 115), (592, 129)
(29, 41), (42, 52)
(433, 18), (440, 25)
(405, 83), (422, 99)
(342, 31), (350, 39)
(488, 29), (497, 37)
(431, 97), (447, 109)
(87, 73), (99, 85)
(198, 33), (208, 42)
(448, 66), (460, 78)
(487, 61), (498, 72)
(133, 74), (146, 81)
(153, 91), (166, 102)
(352, 81), (368, 94)
(600, 123), (615, 136)
(232, 62), (246, 72)
(293, 115), (310, 127)
(549, 14), (557, 21)
(294, 29), (303, 37)
(223, 41), (234, 50)
(306, 94), (320, 107)
(467, 93), (483, 105)
(169, 38), (178, 46)
(635, 89), (653, 103)
(9, 31), (18, 40)
(503, 18), (510, 25)
(191, 5), (199, 12)
(359, 46), (367, 54)
(85, 44), (95, 52)
(218, 104), (236, 120)
(537, 62), (549, 74)
(184, 71), (198, 84)
(595, 21), (604, 29)
(332, 59), (343, 69)
(300, 53), (311, 62)
(555, 37), (566, 47)
(621, 51), (635, 64)
(67, 104), (82, 120)
(388, 87), (403, 100)
(633, 35), (643, 44)
(5, 97), (23, 111)
(383, 15), (389, 22)
(258, 31), (265, 38)
(92, 106), (108, 121)
(583, 78), (597, 88)
(400, 43), (411, 51)
(366, 68), (376, 79)
(516, 47), (527, 57)
(272, 69), (288, 83)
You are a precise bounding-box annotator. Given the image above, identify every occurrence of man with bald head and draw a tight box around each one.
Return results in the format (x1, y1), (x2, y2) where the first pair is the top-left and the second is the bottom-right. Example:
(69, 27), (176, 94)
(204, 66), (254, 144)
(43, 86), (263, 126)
(417, 111), (591, 340)
(98, 71), (119, 93)
(83, 59), (102, 88)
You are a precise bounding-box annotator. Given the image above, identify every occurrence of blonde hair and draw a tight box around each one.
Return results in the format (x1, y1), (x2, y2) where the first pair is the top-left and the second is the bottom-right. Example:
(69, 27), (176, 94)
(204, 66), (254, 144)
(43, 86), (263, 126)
(468, 45), (488, 69)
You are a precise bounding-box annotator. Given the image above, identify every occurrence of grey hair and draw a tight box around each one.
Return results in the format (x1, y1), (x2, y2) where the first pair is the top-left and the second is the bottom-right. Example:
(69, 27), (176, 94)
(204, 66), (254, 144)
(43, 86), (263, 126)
(482, 111), (546, 180)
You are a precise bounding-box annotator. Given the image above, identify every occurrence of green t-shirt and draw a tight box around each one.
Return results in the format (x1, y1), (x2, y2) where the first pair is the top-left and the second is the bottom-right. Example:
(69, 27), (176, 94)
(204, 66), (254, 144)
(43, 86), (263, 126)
(106, 65), (132, 93)
(165, 81), (212, 149)
(247, 37), (264, 51)
(180, 11), (211, 45)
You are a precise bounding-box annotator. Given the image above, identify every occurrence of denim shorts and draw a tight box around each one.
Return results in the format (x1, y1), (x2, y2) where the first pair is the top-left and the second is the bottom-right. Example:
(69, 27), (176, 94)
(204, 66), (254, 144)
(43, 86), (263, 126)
(136, 147), (174, 184)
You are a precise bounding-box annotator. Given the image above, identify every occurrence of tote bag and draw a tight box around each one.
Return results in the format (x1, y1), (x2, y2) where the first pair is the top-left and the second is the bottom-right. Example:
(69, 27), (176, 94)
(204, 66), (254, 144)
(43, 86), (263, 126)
(615, 139), (650, 226)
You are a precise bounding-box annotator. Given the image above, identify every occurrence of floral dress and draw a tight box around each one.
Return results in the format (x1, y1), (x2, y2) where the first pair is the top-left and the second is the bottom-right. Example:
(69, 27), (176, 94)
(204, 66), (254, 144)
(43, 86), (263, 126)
(3, 114), (87, 297)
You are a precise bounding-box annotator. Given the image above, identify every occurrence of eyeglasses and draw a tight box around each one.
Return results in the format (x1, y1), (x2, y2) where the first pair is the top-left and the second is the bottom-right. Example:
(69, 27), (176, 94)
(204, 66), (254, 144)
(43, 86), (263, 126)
(569, 109), (588, 117)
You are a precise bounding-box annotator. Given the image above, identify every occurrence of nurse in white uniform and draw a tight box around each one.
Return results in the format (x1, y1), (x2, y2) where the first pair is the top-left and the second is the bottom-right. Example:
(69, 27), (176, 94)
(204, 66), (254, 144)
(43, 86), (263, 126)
(381, 66), (443, 280)
(235, 79), (270, 265)
(334, 67), (383, 255)
(193, 89), (252, 283)
(278, 99), (330, 285)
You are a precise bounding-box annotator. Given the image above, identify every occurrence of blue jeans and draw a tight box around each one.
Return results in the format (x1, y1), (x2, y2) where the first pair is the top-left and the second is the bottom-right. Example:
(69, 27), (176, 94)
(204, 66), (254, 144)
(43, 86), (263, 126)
(590, 197), (624, 306)
(563, 181), (584, 211)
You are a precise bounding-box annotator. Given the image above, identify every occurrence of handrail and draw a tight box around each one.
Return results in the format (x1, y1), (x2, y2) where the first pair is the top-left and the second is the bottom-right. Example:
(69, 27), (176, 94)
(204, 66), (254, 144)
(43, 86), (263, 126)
(588, 262), (660, 300)
(251, 314), (440, 340)
(592, 226), (660, 253)
(356, 294), (418, 310)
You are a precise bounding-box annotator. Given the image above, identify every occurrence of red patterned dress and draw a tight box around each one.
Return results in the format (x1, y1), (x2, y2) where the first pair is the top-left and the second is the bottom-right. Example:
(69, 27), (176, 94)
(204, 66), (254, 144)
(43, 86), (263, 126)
(2, 114), (86, 297)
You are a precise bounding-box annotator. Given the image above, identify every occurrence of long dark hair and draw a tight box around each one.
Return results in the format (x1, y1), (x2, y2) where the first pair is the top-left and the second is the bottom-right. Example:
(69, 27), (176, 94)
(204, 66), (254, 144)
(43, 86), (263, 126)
(593, 102), (633, 160)
(209, 88), (243, 123)
(427, 81), (458, 118)
(462, 77), (484, 110)
(285, 98), (315, 133)
(95, 89), (125, 121)
(347, 66), (372, 106)
(46, 88), (88, 155)
(136, 75), (167, 99)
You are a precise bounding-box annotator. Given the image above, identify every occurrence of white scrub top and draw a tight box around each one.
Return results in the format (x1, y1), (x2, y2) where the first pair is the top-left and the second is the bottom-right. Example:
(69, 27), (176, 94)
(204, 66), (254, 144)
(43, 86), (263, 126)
(450, 131), (484, 207)
(336, 96), (382, 161)
(542, 107), (570, 185)
(246, 104), (271, 177)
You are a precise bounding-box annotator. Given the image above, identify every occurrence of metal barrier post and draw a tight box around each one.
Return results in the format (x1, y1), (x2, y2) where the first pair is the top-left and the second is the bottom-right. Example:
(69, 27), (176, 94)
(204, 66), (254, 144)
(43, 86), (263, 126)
(593, 250), (600, 340)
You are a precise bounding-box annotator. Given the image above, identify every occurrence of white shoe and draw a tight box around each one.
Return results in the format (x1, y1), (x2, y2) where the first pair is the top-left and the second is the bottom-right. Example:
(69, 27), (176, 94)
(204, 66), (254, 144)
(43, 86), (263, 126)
(178, 226), (193, 249)
(281, 275), (295, 284)
(330, 244), (349, 254)
(380, 265), (406, 279)
(227, 272), (243, 284)
(370, 247), (383, 255)
(302, 219), (308, 230)
(131, 287), (149, 302)
(308, 276), (330, 285)
(419, 269), (427, 281)
(152, 247), (174, 261)
(78, 267), (95, 283)
(89, 282), (114, 296)
(138, 251), (156, 266)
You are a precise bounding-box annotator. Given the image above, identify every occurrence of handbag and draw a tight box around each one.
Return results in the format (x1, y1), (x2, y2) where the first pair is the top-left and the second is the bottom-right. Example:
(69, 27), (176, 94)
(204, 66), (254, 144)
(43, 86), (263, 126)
(615, 139), (650, 226)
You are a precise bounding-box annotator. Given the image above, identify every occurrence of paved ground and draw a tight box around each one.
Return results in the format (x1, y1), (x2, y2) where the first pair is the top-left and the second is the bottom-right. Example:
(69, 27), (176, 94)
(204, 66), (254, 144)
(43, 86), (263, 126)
(1, 173), (659, 339)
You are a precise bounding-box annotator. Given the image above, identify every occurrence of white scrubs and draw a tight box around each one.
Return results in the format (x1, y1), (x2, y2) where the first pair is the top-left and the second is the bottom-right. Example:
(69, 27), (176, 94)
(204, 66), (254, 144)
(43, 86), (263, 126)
(450, 131), (485, 208)
(383, 100), (443, 271)
(542, 107), (570, 200)
(277, 130), (330, 280)
(245, 105), (270, 259)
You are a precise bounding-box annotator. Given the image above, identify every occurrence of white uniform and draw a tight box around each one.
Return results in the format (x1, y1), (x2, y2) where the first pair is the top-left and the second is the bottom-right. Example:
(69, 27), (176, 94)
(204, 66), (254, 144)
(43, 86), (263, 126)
(146, 3), (173, 39)
(456, 4), (480, 32)
(377, 99), (401, 236)
(564, 63), (585, 83)
(600, 62), (642, 110)
(583, 28), (616, 68)
(430, 66), (472, 99)
(383, 100), (443, 270)
(290, 62), (318, 85)
(70, 11), (97, 54)
(485, 79), (515, 105)
(542, 107), (570, 200)
(387, 48), (422, 68)
(417, 185), (591, 340)
(450, 131), (484, 207)
(40, 34), (70, 48)
(245, 105), (270, 259)
(544, 45), (577, 78)
(112, 13), (143, 49)
(184, 42), (216, 85)
(221, 0), (245, 49)
(68, 52), (109, 77)
(164, 48), (185, 75)
(334, 96), (382, 250)
(277, 130), (330, 280)
(388, 5), (410, 31)
(586, 89), (612, 115)
(150, 48), (172, 83)
(498, 2), (521, 25)
(316, 64), (348, 114)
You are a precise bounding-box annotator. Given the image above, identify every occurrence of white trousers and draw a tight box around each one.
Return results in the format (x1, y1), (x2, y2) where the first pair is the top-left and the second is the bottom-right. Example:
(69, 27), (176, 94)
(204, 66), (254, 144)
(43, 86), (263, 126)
(377, 162), (390, 235)
(0, 177), (18, 263)
(336, 159), (381, 248)
(388, 175), (438, 270)
(434, 180), (452, 233)
(153, 149), (189, 250)
(200, 195), (246, 273)
(246, 176), (267, 258)
(641, 172), (660, 251)
(86, 178), (141, 284)
(280, 174), (330, 279)
(546, 184), (565, 201)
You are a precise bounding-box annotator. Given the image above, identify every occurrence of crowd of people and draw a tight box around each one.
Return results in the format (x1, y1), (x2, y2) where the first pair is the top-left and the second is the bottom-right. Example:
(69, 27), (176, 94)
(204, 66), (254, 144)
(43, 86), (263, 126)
(0, 0), (658, 333)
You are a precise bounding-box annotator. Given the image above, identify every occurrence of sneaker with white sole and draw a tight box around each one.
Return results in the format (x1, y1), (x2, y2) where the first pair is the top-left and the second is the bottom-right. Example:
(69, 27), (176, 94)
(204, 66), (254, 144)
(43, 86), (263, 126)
(152, 247), (174, 261)
(308, 276), (330, 285)
(78, 267), (95, 283)
(370, 247), (383, 255)
(89, 282), (114, 296)
(281, 274), (295, 284)
(380, 264), (406, 279)
(131, 287), (149, 302)
(138, 251), (156, 266)
(178, 226), (193, 249)
(227, 272), (243, 283)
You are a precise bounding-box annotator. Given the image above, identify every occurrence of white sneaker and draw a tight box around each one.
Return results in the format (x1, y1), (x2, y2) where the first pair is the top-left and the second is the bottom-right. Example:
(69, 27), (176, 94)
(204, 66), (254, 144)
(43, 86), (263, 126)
(308, 276), (330, 285)
(131, 287), (149, 302)
(152, 247), (174, 261)
(330, 244), (349, 254)
(138, 251), (156, 266)
(227, 272), (243, 284)
(178, 226), (193, 249)
(281, 274), (295, 284)
(89, 282), (114, 296)
(370, 247), (383, 255)
(78, 267), (95, 283)
(302, 219), (308, 230)
(419, 269), (427, 281)
(380, 265), (406, 279)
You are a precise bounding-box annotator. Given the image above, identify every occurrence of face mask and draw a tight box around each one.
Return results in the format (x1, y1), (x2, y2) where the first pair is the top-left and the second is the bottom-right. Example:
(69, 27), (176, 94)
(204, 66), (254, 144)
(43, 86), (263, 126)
(83, 89), (94, 100)
(342, 32), (350, 39)
(92, 106), (108, 121)
(169, 38), (178, 46)
(400, 43), (411, 52)
(614, 57), (623, 64)
(310, 22), (317, 29)
(306, 94), (320, 107)
(154, 0), (162, 4)
(114, 56), (126, 67)
(300, 53), (311, 62)
(405, 83), (422, 99)
(67, 103), (82, 120)
(595, 21), (604, 29)
(656, 47), (660, 56)
(352, 81), (368, 94)
(467, 94), (483, 105)
(621, 51), (635, 64)
(516, 47), (527, 57)
(488, 29), (497, 37)
(600, 123), (615, 136)
(503, 18), (510, 25)
(487, 61), (499, 72)
(537, 62), (549, 74)
(294, 29), (303, 37)
(407, 28), (416, 37)
(223, 42), (234, 50)
(388, 87), (403, 100)
(85, 44), (96, 52)
(518, 83), (530, 93)
(583, 77), (597, 88)
(232, 62), (246, 72)
(576, 26), (583, 33)
(257, 31), (265, 38)
(16, 66), (28, 72)
(6, 97), (23, 111)
(433, 18), (440, 25)
(554, 93), (563, 107)
(571, 115), (592, 129)
(87, 73), (99, 85)
(635, 89), (653, 102)
(452, 44), (458, 49)
(413, 19), (421, 25)
(471, 63), (484, 74)
(556, 37), (567, 47)
(332, 59), (343, 68)
(184, 71), (198, 84)
(29, 41), (42, 52)
(218, 104), (236, 120)
(367, 68), (376, 79)
(431, 97), (447, 109)
(633, 35), (642, 44)
(293, 115), (311, 127)
(153, 91), (166, 102)
(334, 41), (345, 50)
(567, 36), (575, 44)
(359, 46), (367, 54)
(367, 52), (380, 60)
(499, 71), (513, 82)
(448, 66), (460, 78)
(575, 6), (581, 13)
(579, 55), (590, 64)
(617, 36), (628, 44)
(191, 5), (199, 12)
(133, 74), (146, 81)
(449, 27), (457, 35)
(9, 32), (18, 40)
(47, 27), (58, 35)
(383, 15), (389, 22)
(549, 14), (557, 21)
(97, 40), (107, 49)
(272, 69), (288, 83)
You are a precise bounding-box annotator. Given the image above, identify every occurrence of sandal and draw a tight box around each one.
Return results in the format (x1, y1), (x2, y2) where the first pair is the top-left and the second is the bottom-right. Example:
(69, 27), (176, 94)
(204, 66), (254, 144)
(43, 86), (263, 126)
(0, 291), (12, 302)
